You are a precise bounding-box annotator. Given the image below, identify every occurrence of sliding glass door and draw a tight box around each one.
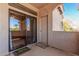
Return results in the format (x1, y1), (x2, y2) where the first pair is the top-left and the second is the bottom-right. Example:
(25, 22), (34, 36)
(9, 9), (37, 52)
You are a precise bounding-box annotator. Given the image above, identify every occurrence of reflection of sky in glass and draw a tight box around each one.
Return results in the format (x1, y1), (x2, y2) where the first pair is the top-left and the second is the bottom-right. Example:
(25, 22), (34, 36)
(26, 18), (30, 26)
(26, 18), (30, 31)
(10, 17), (19, 28)
(64, 3), (79, 28)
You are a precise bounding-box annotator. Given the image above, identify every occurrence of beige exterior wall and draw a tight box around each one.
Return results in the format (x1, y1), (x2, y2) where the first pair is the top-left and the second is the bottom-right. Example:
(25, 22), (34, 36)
(37, 4), (59, 43)
(38, 4), (78, 54)
(53, 5), (64, 31)
(0, 4), (9, 55)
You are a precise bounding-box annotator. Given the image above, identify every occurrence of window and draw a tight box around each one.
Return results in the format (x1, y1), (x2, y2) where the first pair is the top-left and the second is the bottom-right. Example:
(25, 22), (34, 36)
(10, 17), (20, 31)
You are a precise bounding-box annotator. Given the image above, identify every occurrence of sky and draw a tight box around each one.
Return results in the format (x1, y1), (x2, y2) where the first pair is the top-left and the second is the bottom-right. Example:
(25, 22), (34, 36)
(10, 17), (19, 28)
(10, 17), (30, 28)
(64, 3), (79, 28)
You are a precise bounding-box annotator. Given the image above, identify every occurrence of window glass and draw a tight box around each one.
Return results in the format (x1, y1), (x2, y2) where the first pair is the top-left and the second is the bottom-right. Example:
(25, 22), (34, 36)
(25, 18), (30, 31)
(10, 17), (20, 31)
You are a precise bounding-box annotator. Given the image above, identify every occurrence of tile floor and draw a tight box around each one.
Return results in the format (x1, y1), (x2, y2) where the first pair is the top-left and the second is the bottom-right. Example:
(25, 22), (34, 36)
(19, 44), (74, 56)
(9, 44), (76, 56)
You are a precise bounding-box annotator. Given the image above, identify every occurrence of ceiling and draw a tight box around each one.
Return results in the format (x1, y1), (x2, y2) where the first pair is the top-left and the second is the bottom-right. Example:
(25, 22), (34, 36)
(30, 3), (48, 9)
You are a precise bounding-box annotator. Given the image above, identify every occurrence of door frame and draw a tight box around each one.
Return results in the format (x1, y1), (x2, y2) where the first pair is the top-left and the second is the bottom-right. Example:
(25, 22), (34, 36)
(40, 15), (48, 45)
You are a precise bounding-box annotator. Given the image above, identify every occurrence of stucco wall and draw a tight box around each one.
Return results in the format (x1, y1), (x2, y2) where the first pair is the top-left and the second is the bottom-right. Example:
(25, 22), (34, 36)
(0, 4), (9, 55)
(53, 5), (64, 31)
(38, 4), (78, 54)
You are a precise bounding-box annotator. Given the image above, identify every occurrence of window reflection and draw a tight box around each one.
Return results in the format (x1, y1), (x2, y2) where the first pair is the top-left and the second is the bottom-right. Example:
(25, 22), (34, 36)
(26, 18), (30, 31)
(10, 17), (20, 31)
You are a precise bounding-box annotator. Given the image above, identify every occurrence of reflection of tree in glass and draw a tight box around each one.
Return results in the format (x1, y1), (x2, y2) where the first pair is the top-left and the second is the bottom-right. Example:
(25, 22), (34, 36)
(15, 24), (18, 28)
(14, 24), (18, 31)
